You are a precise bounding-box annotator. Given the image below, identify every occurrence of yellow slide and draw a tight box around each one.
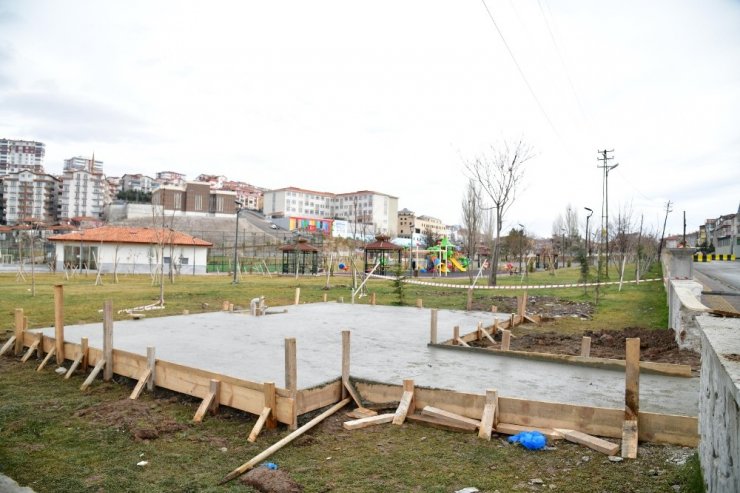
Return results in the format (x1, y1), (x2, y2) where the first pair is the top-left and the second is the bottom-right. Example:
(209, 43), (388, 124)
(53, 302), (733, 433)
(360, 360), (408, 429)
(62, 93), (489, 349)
(449, 257), (467, 272)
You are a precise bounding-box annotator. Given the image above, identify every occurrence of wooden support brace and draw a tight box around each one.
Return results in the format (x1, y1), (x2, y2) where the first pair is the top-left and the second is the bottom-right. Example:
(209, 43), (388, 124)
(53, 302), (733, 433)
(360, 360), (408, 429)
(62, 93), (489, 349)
(523, 314), (541, 325)
(483, 330), (496, 345)
(581, 336), (592, 358)
(478, 389), (498, 440)
(64, 352), (83, 379)
(37, 346), (56, 372)
(554, 428), (620, 456)
(81, 337), (89, 372)
(0, 336), (16, 356)
(21, 339), (41, 363)
(193, 379), (220, 422)
(146, 347), (156, 392)
(392, 379), (415, 425)
(343, 413), (394, 430)
(80, 359), (106, 391)
(248, 407), (272, 442)
(422, 406), (481, 429)
(129, 368), (153, 400)
(455, 338), (470, 347)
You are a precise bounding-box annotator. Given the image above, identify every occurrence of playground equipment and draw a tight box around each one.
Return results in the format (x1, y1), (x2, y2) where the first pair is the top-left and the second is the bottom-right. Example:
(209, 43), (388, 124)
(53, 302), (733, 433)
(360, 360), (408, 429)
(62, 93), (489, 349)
(425, 237), (469, 275)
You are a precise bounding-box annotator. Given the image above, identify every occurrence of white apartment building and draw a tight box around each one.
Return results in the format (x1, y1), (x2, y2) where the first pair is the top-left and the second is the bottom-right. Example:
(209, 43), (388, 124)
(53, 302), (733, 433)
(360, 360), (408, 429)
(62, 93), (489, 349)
(0, 170), (60, 224)
(64, 156), (104, 174)
(263, 187), (399, 235)
(59, 169), (107, 220)
(121, 173), (157, 193)
(396, 209), (447, 242)
(0, 139), (45, 175)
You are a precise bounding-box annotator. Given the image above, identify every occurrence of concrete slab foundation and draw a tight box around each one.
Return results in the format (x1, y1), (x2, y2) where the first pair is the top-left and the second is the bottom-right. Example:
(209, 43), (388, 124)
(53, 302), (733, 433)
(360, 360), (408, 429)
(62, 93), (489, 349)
(37, 303), (698, 416)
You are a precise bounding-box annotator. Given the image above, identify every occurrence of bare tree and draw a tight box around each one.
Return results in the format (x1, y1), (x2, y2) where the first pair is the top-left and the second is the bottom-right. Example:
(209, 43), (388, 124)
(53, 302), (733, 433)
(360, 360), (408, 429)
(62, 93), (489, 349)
(465, 140), (533, 285)
(461, 178), (482, 281)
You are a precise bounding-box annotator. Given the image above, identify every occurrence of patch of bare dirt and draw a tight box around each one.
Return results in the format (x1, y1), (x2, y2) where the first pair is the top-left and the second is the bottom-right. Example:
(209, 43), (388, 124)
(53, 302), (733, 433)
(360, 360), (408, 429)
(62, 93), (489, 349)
(240, 467), (303, 493)
(504, 327), (700, 370)
(74, 398), (187, 441)
(472, 295), (594, 319)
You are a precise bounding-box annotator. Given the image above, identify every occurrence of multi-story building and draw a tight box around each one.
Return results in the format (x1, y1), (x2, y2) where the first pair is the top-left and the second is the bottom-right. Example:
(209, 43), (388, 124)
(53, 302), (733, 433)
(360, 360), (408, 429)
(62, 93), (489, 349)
(64, 156), (103, 174)
(263, 187), (398, 236)
(713, 209), (740, 255)
(396, 208), (447, 242)
(106, 176), (122, 199)
(59, 168), (107, 220)
(222, 181), (264, 211)
(0, 139), (45, 175)
(0, 170), (60, 225)
(121, 173), (157, 193)
(151, 182), (237, 216)
(155, 171), (186, 186)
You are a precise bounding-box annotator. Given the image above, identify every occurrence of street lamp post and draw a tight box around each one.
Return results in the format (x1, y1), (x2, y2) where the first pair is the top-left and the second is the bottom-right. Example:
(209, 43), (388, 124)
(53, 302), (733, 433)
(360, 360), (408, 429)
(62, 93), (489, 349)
(232, 201), (244, 284)
(584, 207), (593, 263)
(605, 163), (618, 277)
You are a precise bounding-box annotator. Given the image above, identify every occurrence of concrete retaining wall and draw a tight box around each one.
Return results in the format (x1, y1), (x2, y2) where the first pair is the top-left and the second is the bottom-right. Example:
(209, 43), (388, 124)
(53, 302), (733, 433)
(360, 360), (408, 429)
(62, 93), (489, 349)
(662, 249), (709, 350)
(698, 315), (740, 493)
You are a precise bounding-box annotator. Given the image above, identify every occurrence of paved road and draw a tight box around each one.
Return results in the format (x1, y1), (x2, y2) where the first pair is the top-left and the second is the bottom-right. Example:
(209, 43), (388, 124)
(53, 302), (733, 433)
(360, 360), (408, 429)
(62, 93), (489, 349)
(694, 261), (740, 313)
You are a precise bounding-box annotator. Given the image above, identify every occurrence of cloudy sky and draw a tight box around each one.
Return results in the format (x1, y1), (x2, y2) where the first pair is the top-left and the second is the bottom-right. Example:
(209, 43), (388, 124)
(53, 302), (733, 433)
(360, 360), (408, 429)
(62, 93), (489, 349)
(1, 0), (738, 237)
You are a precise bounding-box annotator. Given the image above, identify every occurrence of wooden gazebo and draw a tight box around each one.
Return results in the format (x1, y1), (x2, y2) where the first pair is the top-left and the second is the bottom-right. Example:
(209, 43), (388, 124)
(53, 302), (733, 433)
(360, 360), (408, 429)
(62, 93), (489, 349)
(279, 238), (319, 275)
(363, 235), (403, 276)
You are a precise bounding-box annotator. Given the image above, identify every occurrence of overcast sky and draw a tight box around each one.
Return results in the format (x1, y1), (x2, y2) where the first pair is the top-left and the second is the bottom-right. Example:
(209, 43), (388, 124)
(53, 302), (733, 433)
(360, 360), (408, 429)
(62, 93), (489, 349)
(1, 0), (738, 237)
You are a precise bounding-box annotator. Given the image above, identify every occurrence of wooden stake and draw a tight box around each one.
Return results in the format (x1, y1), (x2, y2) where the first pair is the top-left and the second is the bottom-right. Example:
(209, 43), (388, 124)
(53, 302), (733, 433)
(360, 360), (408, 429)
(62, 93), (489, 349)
(248, 407), (272, 442)
(478, 389), (498, 440)
(14, 308), (24, 356)
(341, 330), (350, 400)
(392, 379), (415, 425)
(453, 326), (460, 346)
(129, 368), (152, 400)
(0, 336), (16, 356)
(263, 381), (277, 430)
(37, 346), (55, 372)
(193, 379), (220, 422)
(491, 305), (497, 313)
(81, 337), (89, 372)
(285, 337), (297, 429)
(80, 359), (106, 390)
(294, 287), (300, 305)
(222, 300), (230, 311)
(219, 398), (351, 484)
(103, 300), (113, 381)
(54, 285), (64, 365)
(622, 337), (640, 458)
(430, 309), (438, 344)
(466, 289), (473, 311)
(501, 330), (511, 351)
(416, 298), (423, 308)
(370, 292), (376, 305)
(64, 352), (83, 379)
(147, 347), (156, 392)
(580, 336), (591, 358)
(322, 293), (328, 302)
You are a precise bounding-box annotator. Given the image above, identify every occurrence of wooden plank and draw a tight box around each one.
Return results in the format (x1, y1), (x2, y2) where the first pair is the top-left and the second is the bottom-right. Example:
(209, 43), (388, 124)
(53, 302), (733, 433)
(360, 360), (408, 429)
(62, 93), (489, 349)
(193, 379), (221, 422)
(621, 420), (639, 458)
(392, 380), (415, 426)
(36, 346), (56, 372)
(501, 330), (511, 351)
(80, 359), (106, 391)
(555, 428), (620, 455)
(219, 398), (351, 484)
(346, 407), (378, 419)
(20, 339), (40, 363)
(341, 330), (350, 400)
(422, 405), (481, 428)
(406, 413), (477, 433)
(343, 413), (394, 430)
(64, 353), (83, 379)
(297, 380), (342, 415)
(54, 285), (64, 365)
(103, 300), (113, 381)
(14, 308), (24, 356)
(0, 336), (16, 356)
(129, 368), (153, 400)
(580, 337), (591, 358)
(478, 389), (498, 440)
(248, 407), (272, 442)
(263, 381), (278, 430)
(343, 380), (364, 409)
(495, 423), (564, 440)
(284, 337), (297, 430)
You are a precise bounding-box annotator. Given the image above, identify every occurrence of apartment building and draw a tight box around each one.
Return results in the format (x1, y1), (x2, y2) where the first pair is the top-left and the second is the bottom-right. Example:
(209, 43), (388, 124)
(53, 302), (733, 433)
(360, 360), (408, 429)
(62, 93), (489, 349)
(121, 173), (157, 193)
(64, 156), (104, 174)
(151, 182), (237, 216)
(222, 181), (263, 211)
(263, 187), (398, 235)
(396, 208), (447, 241)
(0, 139), (45, 175)
(59, 168), (108, 220)
(155, 171), (186, 186)
(0, 170), (60, 225)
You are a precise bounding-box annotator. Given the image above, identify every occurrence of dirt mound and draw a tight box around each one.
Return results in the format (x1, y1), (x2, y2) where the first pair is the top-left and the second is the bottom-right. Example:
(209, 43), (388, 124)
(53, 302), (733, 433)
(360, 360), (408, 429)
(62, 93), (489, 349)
(241, 467), (303, 493)
(472, 295), (594, 319)
(74, 399), (187, 441)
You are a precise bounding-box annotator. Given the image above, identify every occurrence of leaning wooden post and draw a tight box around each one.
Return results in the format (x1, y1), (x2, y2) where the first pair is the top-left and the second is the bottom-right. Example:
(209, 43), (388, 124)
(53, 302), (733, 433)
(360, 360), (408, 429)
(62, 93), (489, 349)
(478, 389), (498, 440)
(285, 337), (298, 429)
(294, 287), (300, 305)
(103, 300), (113, 381)
(54, 284), (64, 364)
(341, 330), (350, 400)
(146, 346), (156, 392)
(580, 336), (591, 358)
(392, 379), (415, 425)
(81, 337), (89, 372)
(430, 309), (438, 344)
(14, 308), (24, 356)
(621, 337), (640, 459)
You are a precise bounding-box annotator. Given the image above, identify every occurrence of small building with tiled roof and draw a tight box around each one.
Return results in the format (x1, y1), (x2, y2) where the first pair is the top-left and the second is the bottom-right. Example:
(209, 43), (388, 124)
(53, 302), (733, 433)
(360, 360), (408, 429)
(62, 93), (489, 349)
(48, 226), (213, 274)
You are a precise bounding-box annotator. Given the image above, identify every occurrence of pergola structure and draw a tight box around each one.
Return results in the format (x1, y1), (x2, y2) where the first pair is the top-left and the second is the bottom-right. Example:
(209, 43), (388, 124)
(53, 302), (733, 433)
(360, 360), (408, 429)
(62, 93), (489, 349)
(363, 235), (403, 276)
(279, 238), (319, 275)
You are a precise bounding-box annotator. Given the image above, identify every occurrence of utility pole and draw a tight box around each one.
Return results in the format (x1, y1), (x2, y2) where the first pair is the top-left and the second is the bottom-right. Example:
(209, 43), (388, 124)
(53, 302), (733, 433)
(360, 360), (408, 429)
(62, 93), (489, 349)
(597, 149), (617, 279)
(658, 200), (673, 257)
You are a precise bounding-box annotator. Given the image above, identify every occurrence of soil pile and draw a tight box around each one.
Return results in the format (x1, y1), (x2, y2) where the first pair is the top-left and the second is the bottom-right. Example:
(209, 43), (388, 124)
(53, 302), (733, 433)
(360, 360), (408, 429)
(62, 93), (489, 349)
(74, 398), (187, 441)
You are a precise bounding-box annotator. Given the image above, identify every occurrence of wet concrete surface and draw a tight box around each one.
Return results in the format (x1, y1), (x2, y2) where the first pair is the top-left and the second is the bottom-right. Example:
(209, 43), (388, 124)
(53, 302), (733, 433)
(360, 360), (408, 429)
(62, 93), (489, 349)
(38, 303), (698, 416)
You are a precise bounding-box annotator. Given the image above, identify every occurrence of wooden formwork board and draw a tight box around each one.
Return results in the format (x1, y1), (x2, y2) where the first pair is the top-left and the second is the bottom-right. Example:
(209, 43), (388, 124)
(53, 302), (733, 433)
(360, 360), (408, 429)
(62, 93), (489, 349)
(429, 342), (692, 378)
(297, 380), (343, 415)
(354, 381), (698, 447)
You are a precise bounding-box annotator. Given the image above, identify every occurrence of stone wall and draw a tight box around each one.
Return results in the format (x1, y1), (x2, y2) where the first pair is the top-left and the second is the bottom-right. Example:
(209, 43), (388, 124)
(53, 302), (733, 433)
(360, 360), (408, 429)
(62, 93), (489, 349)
(698, 315), (740, 492)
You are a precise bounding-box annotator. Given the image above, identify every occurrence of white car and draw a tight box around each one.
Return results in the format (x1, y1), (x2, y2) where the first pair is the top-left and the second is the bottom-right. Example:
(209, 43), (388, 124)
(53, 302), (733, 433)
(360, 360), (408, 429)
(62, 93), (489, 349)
(270, 224), (278, 229)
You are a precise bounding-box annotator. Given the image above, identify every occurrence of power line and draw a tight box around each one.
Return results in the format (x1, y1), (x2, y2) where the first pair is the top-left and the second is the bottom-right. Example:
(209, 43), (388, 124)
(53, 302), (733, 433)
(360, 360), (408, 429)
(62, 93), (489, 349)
(479, 0), (561, 140)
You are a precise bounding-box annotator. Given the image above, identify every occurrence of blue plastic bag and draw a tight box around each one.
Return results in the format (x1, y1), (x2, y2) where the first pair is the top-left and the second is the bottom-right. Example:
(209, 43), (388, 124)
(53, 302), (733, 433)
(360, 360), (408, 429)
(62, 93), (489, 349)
(261, 462), (278, 470)
(507, 431), (547, 450)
